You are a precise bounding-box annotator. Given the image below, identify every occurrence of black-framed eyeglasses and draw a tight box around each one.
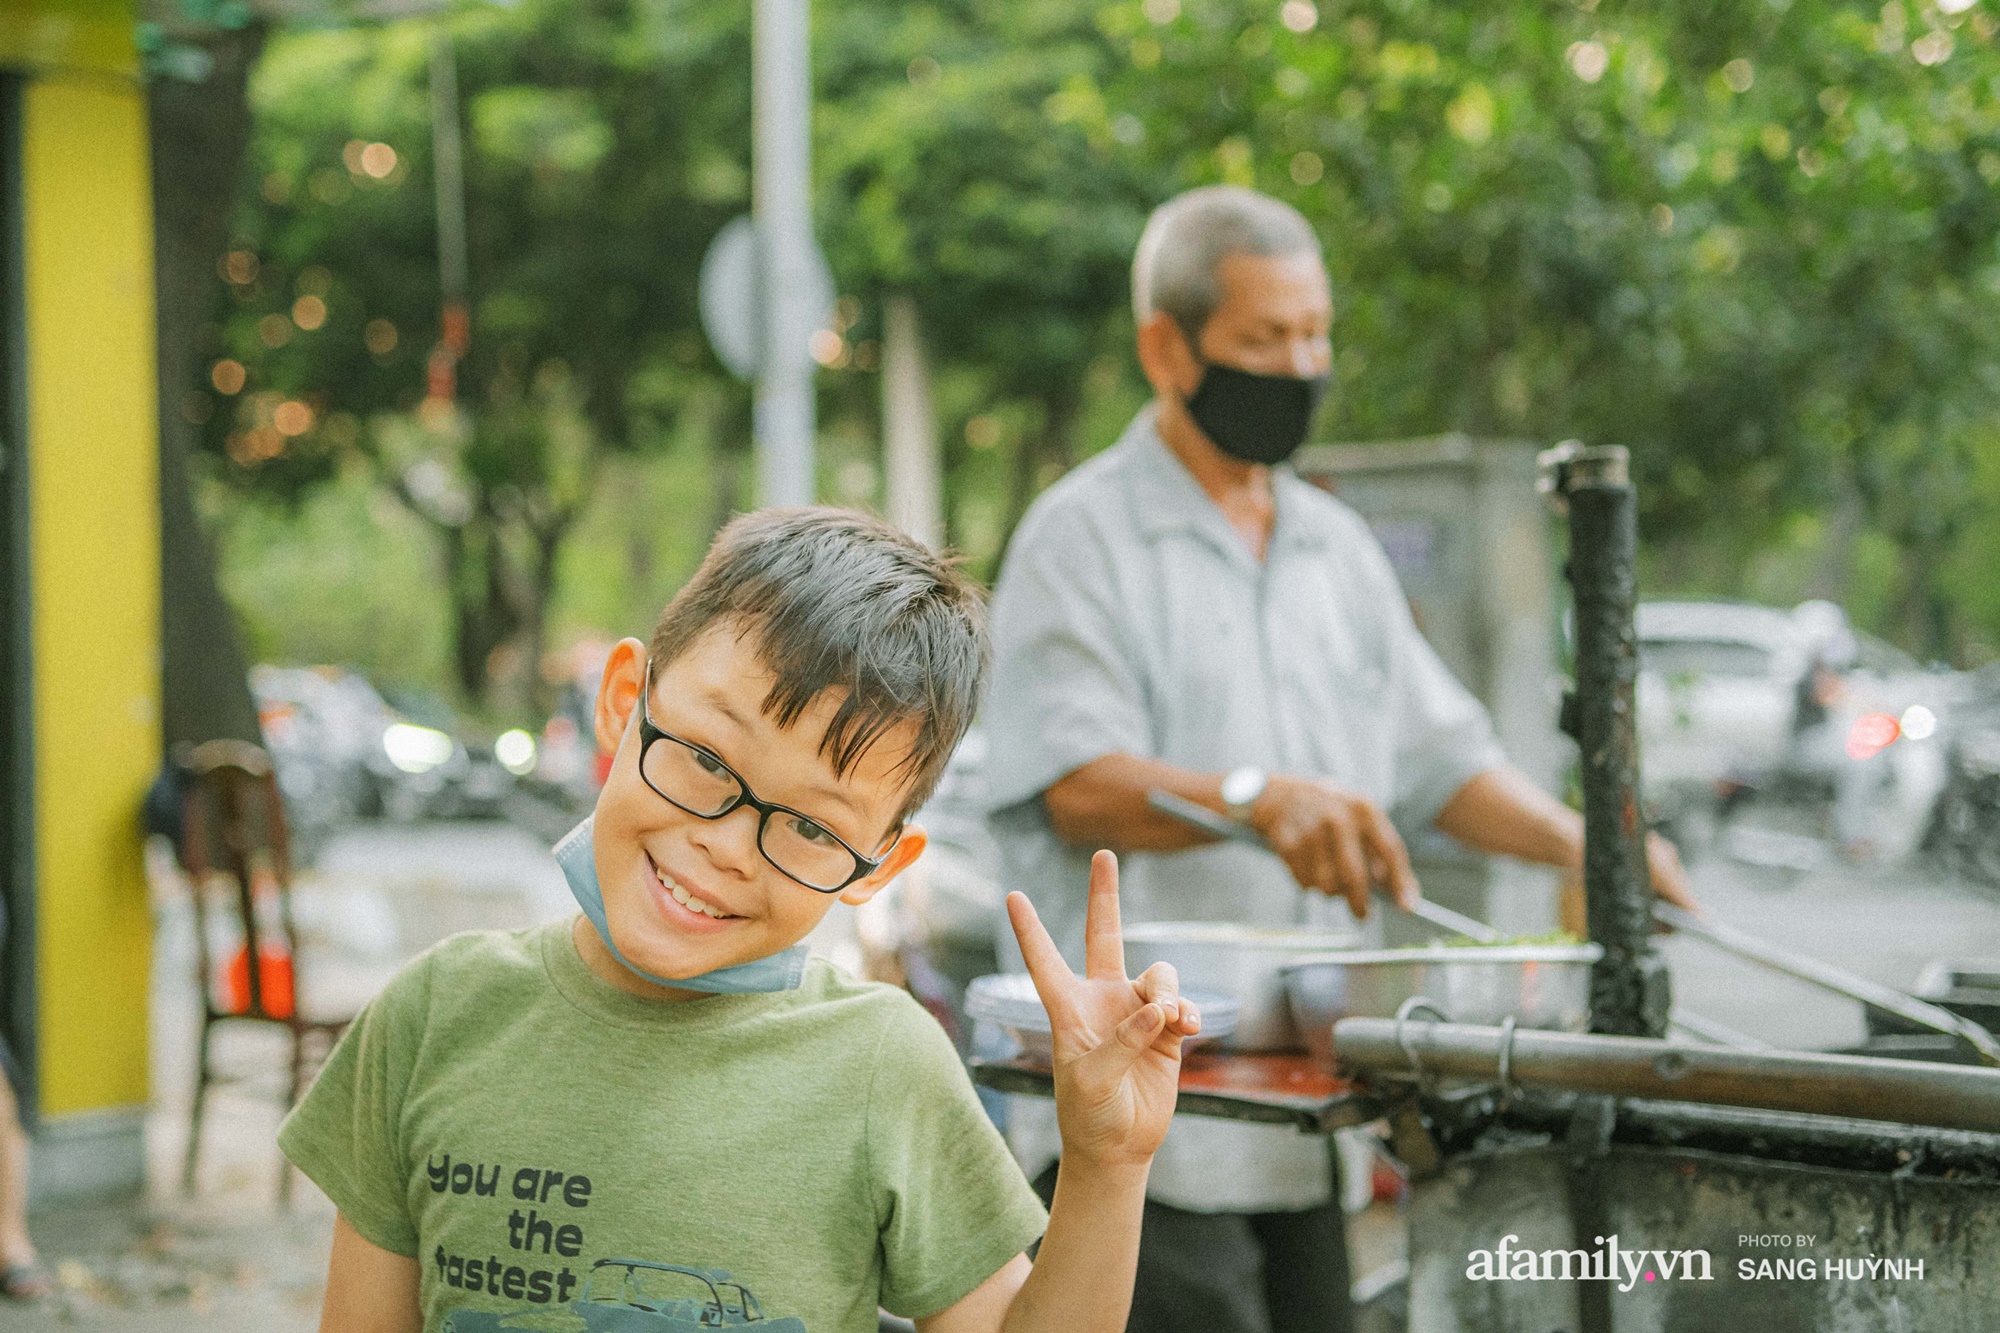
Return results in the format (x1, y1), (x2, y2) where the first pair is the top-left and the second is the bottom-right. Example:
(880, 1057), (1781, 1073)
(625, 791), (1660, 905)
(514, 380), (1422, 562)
(635, 667), (890, 893)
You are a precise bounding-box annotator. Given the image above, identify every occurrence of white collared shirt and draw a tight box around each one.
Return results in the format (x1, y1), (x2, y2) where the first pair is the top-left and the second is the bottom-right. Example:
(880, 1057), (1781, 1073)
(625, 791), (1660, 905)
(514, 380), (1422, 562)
(983, 405), (1504, 1212)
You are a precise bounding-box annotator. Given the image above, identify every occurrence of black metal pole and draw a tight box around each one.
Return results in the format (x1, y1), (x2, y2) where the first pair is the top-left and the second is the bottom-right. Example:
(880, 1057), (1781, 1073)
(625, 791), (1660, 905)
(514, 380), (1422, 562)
(1546, 443), (1671, 1039)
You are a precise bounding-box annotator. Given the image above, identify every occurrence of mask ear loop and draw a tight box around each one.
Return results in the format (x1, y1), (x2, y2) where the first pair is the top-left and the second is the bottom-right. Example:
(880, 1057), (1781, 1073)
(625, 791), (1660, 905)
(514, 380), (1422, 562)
(1392, 996), (1450, 1093)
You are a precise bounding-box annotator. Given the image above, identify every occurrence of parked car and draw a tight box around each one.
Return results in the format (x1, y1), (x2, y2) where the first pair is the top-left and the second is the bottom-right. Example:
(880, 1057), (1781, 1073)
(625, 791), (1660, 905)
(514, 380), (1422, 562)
(250, 665), (397, 857)
(1635, 601), (1805, 804)
(1923, 664), (2000, 885)
(250, 666), (519, 835)
(375, 688), (516, 822)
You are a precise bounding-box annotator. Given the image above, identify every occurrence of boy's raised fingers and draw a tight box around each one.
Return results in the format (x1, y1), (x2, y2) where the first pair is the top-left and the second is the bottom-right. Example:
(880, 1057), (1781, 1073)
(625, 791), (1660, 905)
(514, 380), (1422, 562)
(1133, 960), (1182, 1025)
(1082, 849), (1127, 981)
(1005, 891), (1076, 1024)
(1110, 1001), (1171, 1055)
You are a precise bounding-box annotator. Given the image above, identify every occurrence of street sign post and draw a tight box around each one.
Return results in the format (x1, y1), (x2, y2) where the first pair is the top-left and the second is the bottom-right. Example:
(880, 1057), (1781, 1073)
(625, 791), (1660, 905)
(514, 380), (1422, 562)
(697, 214), (833, 387)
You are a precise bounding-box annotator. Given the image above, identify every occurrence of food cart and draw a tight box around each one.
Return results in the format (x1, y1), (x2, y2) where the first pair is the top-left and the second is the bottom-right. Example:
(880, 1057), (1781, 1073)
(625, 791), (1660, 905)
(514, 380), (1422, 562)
(975, 445), (2000, 1331)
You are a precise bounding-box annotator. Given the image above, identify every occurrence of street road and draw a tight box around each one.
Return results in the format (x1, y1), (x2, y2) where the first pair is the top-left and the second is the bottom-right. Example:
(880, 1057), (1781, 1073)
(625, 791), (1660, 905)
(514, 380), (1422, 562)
(1661, 839), (2000, 1052)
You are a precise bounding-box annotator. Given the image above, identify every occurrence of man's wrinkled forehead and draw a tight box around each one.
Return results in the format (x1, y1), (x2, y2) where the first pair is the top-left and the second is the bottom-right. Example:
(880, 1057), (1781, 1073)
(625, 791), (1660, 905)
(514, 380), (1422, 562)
(1209, 250), (1333, 326)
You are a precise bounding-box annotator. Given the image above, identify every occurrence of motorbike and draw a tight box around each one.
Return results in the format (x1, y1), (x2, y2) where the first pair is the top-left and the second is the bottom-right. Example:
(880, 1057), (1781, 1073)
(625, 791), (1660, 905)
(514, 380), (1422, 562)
(1923, 667), (2000, 886)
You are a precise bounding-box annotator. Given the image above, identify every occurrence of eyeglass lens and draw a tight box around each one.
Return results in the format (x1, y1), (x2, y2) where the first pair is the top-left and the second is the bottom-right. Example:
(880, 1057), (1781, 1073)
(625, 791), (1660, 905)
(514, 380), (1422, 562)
(641, 732), (861, 890)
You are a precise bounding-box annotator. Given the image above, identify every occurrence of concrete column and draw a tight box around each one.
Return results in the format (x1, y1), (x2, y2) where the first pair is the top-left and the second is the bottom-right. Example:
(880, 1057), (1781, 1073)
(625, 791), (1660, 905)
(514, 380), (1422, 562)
(881, 295), (941, 547)
(17, 56), (161, 1203)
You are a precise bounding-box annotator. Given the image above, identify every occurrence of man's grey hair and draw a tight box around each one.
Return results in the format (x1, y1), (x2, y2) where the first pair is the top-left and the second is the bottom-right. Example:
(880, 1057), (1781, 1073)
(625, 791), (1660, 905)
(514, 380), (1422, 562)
(1132, 185), (1323, 340)
(648, 507), (987, 825)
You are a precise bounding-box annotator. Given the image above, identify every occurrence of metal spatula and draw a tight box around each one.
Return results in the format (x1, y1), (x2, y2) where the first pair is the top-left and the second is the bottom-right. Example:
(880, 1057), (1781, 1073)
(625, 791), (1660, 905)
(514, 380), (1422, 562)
(1145, 788), (1501, 941)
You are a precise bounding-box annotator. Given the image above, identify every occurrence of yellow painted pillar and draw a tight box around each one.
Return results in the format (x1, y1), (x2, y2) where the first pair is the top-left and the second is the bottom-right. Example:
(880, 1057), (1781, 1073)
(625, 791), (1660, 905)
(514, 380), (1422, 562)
(4, 0), (159, 1199)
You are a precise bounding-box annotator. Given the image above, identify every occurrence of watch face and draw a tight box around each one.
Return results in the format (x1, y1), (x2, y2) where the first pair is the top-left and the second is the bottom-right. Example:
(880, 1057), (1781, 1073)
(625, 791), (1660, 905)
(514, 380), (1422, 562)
(1222, 768), (1265, 807)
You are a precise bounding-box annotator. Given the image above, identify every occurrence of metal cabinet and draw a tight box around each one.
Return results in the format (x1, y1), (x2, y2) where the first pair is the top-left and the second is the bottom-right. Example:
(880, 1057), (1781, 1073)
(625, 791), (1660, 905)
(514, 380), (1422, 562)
(1295, 436), (1567, 938)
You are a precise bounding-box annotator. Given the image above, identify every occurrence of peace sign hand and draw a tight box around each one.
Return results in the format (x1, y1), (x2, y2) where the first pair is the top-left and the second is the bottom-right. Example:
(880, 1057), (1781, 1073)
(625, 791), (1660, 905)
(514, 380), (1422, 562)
(1007, 850), (1201, 1170)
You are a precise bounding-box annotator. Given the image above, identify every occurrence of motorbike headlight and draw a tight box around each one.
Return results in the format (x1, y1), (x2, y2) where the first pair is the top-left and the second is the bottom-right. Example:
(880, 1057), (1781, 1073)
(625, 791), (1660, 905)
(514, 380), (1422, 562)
(383, 722), (454, 774)
(1899, 704), (1938, 741)
(495, 728), (537, 776)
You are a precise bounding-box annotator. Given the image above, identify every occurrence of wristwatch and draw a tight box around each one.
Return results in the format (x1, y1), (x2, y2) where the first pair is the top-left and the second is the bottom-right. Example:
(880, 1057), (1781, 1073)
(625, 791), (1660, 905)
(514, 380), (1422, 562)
(1220, 766), (1268, 820)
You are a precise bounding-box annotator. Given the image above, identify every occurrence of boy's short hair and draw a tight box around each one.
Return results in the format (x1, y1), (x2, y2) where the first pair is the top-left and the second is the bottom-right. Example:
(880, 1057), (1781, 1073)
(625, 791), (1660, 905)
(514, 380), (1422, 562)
(648, 507), (987, 821)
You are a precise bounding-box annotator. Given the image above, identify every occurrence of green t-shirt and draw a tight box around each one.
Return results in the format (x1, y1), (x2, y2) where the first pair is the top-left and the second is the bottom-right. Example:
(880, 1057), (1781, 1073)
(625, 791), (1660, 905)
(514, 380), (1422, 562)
(280, 919), (1047, 1333)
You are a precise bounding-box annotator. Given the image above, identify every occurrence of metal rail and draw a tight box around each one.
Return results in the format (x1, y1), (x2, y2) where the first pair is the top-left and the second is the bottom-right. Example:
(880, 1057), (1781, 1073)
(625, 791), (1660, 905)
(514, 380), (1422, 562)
(1655, 902), (2000, 1066)
(1334, 1016), (2000, 1133)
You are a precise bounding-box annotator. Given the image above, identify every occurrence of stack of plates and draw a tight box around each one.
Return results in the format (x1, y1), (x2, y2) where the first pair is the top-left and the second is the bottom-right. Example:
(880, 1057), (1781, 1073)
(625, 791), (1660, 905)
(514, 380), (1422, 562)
(966, 973), (1239, 1063)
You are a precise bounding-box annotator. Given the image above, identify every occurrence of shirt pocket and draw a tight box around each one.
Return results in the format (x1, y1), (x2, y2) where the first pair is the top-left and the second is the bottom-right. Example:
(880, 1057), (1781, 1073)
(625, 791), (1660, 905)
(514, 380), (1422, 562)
(1151, 546), (1259, 747)
(1290, 577), (1391, 715)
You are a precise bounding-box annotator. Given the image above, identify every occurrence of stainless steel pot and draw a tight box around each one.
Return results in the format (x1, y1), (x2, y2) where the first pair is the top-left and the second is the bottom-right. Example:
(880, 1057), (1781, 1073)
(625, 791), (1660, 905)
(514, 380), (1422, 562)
(1124, 921), (1361, 1051)
(1284, 944), (1602, 1069)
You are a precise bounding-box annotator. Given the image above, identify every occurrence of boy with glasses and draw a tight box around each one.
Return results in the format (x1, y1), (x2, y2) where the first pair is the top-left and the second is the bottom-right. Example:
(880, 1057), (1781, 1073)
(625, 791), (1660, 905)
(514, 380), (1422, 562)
(281, 507), (1199, 1333)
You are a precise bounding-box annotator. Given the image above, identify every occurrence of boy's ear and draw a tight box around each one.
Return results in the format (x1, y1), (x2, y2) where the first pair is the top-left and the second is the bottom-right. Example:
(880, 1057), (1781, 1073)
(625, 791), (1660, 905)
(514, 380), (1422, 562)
(838, 824), (928, 906)
(594, 637), (650, 756)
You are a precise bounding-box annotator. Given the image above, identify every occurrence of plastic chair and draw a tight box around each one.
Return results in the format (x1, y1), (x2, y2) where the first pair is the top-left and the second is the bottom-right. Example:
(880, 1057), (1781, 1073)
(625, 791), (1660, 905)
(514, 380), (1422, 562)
(177, 739), (353, 1202)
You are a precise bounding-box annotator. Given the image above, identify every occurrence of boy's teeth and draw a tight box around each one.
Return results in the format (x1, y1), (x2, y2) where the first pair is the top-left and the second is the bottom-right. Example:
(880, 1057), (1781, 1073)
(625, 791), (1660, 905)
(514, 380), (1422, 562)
(663, 874), (727, 919)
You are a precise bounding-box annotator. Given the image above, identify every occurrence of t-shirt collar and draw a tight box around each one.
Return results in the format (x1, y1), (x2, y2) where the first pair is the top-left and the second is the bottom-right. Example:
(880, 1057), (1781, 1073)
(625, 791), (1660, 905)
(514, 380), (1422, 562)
(540, 918), (795, 1032)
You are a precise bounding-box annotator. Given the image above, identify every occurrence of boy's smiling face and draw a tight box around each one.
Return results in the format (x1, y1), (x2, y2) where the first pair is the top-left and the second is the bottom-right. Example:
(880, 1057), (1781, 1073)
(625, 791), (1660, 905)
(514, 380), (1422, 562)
(583, 627), (927, 993)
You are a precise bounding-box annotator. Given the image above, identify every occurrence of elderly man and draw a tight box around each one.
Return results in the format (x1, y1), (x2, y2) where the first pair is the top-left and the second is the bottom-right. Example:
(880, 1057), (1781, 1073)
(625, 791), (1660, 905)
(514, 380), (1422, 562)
(983, 185), (1692, 1333)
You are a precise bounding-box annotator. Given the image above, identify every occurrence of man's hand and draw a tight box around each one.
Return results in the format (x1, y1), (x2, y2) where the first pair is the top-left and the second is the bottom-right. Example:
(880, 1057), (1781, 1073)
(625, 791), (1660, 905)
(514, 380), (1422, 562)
(1644, 830), (1699, 914)
(1007, 851), (1199, 1169)
(1246, 775), (1417, 917)
(1559, 831), (1702, 935)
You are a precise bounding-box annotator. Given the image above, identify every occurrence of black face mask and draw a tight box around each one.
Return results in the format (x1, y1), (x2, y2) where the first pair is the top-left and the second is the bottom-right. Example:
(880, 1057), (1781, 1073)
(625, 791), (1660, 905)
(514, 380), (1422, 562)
(1183, 361), (1331, 466)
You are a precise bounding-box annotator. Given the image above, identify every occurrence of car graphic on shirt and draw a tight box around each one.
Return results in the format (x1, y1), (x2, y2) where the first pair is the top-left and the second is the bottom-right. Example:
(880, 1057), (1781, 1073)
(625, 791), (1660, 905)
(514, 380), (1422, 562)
(442, 1258), (807, 1333)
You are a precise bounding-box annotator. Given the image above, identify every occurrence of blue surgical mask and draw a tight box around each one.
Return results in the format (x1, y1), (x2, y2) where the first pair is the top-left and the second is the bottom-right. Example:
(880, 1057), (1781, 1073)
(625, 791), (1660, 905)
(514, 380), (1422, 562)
(553, 818), (810, 994)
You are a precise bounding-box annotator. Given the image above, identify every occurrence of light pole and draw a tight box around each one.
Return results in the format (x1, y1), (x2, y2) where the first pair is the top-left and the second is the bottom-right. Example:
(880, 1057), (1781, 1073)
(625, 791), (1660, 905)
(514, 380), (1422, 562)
(751, 0), (816, 506)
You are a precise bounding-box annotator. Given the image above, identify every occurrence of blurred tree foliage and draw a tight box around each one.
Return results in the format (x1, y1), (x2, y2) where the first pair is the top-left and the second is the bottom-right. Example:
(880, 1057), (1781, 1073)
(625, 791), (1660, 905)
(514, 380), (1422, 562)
(195, 0), (2000, 710)
(816, 0), (1156, 548)
(1096, 0), (2000, 662)
(202, 0), (755, 708)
